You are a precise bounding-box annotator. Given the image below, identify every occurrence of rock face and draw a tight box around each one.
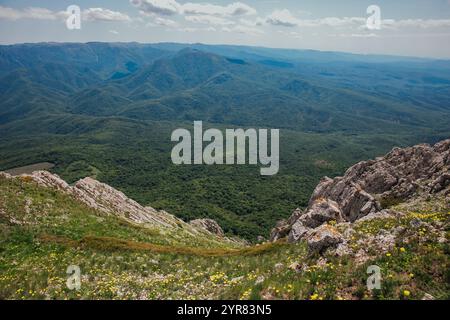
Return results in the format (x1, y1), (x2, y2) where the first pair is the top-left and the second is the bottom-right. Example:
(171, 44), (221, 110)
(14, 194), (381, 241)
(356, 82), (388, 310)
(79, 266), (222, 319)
(2, 171), (226, 236)
(190, 219), (225, 237)
(271, 139), (450, 252)
(305, 224), (343, 253)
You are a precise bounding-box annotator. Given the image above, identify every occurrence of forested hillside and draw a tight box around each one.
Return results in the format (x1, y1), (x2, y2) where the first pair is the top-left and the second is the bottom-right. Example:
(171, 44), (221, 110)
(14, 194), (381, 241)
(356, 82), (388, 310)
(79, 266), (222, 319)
(1, 42), (449, 240)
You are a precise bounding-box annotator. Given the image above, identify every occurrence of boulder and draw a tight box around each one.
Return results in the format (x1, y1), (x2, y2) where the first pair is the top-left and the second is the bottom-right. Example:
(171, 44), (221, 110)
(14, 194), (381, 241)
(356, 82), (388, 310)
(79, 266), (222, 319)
(306, 225), (343, 253)
(288, 221), (310, 243)
(299, 198), (343, 228)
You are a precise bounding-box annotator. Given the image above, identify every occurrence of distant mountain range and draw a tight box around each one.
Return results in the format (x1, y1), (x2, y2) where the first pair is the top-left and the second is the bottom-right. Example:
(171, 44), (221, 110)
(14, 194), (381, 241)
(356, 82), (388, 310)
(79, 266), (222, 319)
(1, 42), (449, 239)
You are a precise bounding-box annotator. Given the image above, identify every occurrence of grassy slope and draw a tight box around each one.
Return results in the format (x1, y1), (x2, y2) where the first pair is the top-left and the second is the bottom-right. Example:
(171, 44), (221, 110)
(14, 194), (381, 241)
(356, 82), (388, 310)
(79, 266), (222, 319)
(0, 175), (448, 300)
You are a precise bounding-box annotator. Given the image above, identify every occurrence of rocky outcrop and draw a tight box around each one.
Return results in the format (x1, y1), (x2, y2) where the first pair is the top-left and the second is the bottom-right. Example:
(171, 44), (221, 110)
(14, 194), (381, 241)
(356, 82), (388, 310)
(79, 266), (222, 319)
(190, 219), (225, 237)
(271, 139), (450, 253)
(305, 224), (343, 253)
(2, 171), (227, 236)
(71, 177), (183, 228)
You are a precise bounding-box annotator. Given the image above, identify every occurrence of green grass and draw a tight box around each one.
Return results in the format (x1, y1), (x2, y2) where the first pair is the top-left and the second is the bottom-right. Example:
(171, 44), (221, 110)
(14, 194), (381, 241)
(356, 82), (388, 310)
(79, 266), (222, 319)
(0, 176), (448, 300)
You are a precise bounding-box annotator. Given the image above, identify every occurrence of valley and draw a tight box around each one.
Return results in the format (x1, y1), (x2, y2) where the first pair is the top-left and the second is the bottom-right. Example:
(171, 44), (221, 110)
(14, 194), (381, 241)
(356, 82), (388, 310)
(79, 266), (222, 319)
(1, 42), (450, 240)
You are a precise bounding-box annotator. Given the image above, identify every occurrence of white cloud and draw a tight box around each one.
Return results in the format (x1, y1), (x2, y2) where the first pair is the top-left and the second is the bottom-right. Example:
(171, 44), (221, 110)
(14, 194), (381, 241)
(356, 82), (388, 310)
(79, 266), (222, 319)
(240, 17), (265, 27)
(266, 10), (367, 28)
(179, 27), (198, 32)
(0, 6), (66, 21)
(185, 15), (235, 26)
(383, 18), (450, 29)
(266, 9), (450, 31)
(130, 0), (181, 16)
(83, 8), (131, 22)
(131, 0), (256, 18)
(0, 6), (130, 23)
(109, 30), (120, 34)
(222, 25), (264, 35)
(148, 16), (178, 27)
(338, 33), (379, 38)
(182, 2), (256, 17)
(177, 26), (216, 32)
(266, 9), (299, 27)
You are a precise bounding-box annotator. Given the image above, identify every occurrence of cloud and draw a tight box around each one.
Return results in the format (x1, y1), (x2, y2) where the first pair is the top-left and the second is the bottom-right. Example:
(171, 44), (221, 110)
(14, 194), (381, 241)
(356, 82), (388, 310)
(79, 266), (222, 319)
(130, 0), (181, 16)
(0, 6), (66, 21)
(177, 26), (217, 32)
(131, 0), (256, 18)
(266, 10), (367, 28)
(266, 9), (450, 31)
(182, 2), (256, 17)
(382, 19), (450, 29)
(185, 15), (235, 26)
(83, 8), (131, 22)
(266, 9), (299, 27)
(240, 17), (265, 27)
(0, 6), (130, 23)
(109, 30), (120, 35)
(338, 33), (379, 38)
(221, 24), (264, 36)
(268, 10), (397, 30)
(147, 16), (178, 27)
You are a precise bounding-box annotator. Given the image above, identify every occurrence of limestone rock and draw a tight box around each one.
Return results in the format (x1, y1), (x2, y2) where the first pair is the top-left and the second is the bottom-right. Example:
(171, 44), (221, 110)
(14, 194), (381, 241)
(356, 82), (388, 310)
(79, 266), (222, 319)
(299, 198), (343, 228)
(270, 220), (291, 242)
(14, 171), (188, 230)
(271, 139), (450, 251)
(190, 219), (224, 237)
(288, 221), (310, 243)
(357, 209), (401, 223)
(24, 171), (70, 192)
(306, 225), (343, 253)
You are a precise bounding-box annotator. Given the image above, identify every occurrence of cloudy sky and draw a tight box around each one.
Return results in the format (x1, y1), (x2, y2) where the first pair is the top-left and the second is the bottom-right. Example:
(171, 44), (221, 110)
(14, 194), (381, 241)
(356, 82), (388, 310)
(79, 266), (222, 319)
(1, 0), (450, 58)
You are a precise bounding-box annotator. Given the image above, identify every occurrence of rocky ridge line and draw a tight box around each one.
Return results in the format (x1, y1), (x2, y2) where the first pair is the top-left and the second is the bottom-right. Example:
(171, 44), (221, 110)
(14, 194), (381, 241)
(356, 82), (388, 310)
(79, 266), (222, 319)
(271, 139), (450, 254)
(0, 171), (226, 237)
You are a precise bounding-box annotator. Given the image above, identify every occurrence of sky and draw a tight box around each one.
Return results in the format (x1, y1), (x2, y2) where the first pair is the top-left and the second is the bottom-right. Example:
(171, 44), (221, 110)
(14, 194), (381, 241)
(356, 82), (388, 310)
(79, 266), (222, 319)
(1, 0), (450, 58)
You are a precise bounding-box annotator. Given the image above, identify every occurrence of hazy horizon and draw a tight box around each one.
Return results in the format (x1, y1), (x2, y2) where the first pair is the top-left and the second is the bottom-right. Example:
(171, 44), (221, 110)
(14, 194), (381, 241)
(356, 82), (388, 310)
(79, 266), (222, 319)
(1, 0), (450, 59)
(1, 40), (449, 61)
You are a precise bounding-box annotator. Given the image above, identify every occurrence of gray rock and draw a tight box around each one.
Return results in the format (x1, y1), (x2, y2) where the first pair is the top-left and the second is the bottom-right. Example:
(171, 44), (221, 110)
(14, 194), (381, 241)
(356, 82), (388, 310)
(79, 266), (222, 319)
(306, 225), (343, 253)
(422, 293), (435, 300)
(190, 219), (225, 237)
(12, 171), (192, 230)
(357, 209), (398, 222)
(270, 221), (291, 242)
(274, 263), (284, 272)
(272, 139), (450, 249)
(299, 198), (342, 228)
(257, 236), (266, 243)
(288, 221), (310, 243)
